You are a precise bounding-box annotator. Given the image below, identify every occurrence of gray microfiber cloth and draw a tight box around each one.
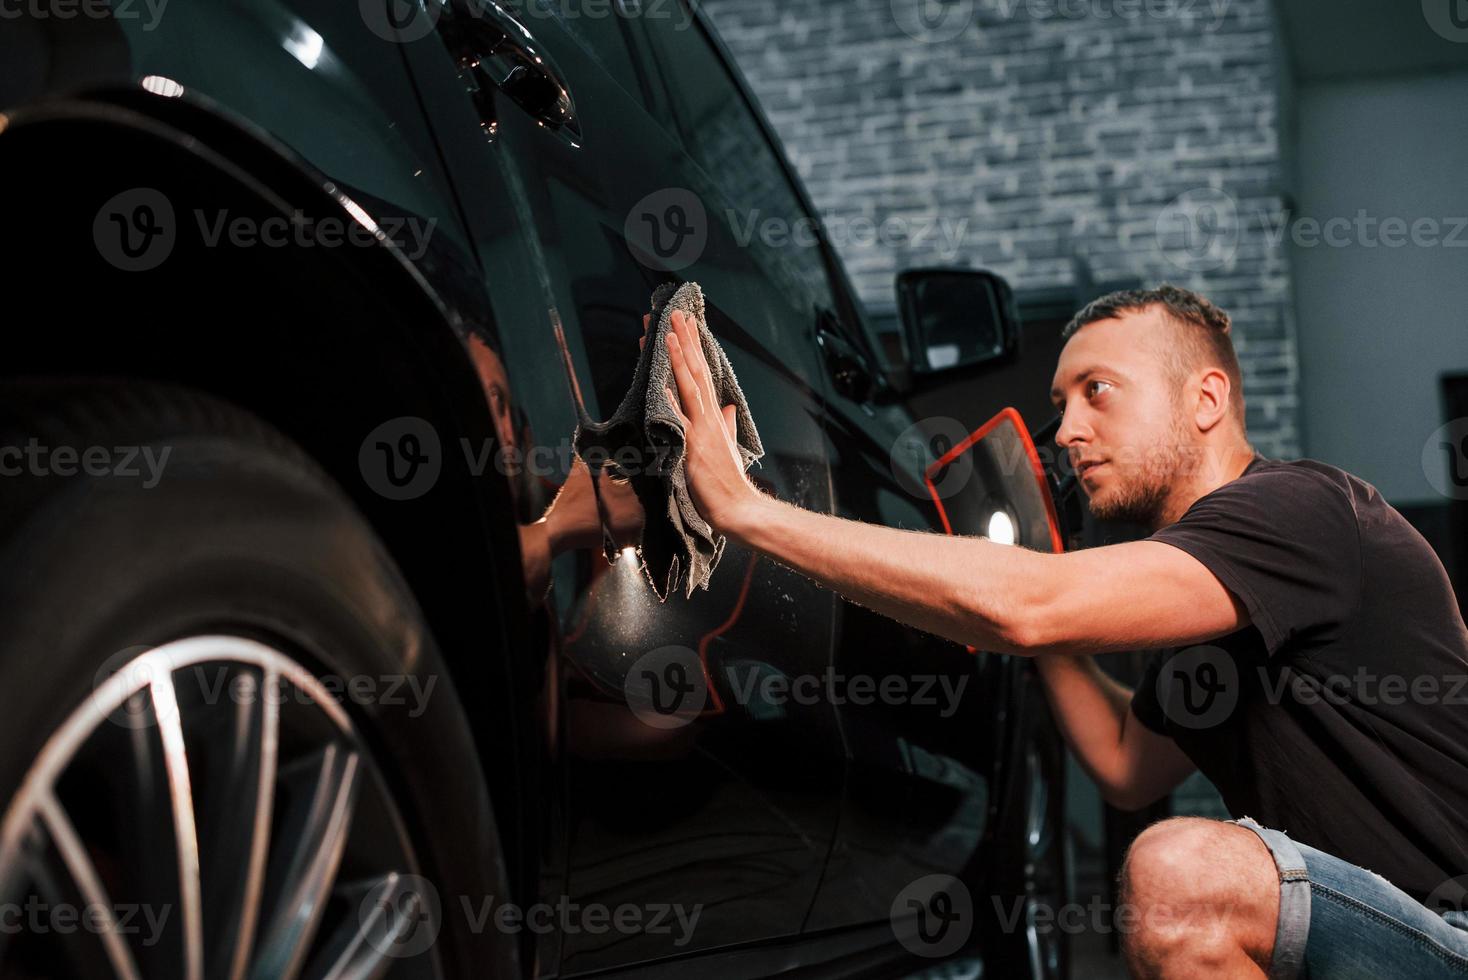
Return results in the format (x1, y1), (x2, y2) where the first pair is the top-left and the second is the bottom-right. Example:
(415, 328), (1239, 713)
(572, 282), (764, 600)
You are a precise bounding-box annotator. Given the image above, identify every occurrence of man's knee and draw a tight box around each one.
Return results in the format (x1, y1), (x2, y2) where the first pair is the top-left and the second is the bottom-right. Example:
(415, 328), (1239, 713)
(1119, 818), (1279, 971)
(1122, 817), (1237, 903)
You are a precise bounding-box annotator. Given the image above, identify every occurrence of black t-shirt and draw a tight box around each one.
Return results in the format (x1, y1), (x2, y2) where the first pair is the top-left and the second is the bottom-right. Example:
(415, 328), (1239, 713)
(1131, 454), (1468, 903)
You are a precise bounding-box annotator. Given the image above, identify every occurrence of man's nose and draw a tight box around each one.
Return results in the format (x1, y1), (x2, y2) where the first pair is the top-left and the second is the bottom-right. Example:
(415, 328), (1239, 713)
(1055, 408), (1088, 450)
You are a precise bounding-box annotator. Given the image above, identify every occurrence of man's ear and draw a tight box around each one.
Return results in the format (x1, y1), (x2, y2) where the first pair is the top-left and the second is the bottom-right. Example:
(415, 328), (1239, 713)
(1194, 367), (1232, 433)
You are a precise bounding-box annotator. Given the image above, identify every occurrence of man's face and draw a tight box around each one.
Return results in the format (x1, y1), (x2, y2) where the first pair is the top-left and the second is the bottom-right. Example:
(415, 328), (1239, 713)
(1049, 307), (1194, 527)
(468, 335), (518, 453)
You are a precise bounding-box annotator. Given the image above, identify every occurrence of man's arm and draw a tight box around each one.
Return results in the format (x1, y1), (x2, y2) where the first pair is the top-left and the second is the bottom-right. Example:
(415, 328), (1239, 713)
(726, 491), (1246, 656)
(663, 311), (1249, 657)
(1035, 655), (1195, 809)
(662, 311), (1206, 807)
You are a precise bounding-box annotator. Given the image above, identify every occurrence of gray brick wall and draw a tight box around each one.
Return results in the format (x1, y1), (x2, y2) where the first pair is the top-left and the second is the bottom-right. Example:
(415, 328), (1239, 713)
(700, 0), (1301, 456)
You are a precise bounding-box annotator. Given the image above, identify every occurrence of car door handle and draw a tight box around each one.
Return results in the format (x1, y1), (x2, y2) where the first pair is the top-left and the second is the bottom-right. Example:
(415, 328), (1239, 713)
(815, 320), (874, 402)
(439, 0), (581, 142)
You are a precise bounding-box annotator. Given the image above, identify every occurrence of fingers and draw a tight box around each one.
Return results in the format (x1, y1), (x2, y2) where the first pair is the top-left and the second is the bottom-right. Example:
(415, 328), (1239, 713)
(666, 331), (704, 422)
(639, 313), (650, 351)
(670, 311), (717, 414)
(663, 310), (730, 445)
(665, 385), (688, 427)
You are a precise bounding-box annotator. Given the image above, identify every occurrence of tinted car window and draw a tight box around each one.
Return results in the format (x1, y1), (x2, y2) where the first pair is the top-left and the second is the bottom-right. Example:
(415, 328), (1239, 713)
(641, 2), (836, 315)
(516, 0), (645, 101)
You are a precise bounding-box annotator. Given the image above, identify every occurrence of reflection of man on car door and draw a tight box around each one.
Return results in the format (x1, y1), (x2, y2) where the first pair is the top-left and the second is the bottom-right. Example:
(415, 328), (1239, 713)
(466, 333), (643, 604)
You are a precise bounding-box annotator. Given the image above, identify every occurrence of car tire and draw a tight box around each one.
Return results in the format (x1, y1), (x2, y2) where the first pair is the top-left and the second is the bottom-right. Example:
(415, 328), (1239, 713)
(0, 380), (517, 979)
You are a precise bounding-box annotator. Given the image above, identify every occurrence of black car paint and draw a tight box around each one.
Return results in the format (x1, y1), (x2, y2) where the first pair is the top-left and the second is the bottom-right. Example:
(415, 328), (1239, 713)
(0, 1), (1063, 975)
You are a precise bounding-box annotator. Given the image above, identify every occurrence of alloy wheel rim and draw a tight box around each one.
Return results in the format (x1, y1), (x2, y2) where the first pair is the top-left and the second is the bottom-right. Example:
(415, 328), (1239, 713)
(0, 635), (441, 980)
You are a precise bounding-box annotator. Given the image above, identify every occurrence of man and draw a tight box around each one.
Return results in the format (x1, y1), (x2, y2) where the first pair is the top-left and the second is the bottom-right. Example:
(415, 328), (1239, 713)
(660, 284), (1468, 978)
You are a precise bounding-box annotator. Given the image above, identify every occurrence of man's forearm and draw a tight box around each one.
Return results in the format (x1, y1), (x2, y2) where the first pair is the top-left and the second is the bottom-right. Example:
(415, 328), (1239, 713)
(1035, 655), (1132, 788)
(726, 493), (1048, 654)
(1034, 655), (1196, 809)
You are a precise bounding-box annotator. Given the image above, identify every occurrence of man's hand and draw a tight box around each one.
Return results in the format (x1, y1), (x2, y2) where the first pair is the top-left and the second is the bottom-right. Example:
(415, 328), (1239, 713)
(543, 455), (644, 554)
(658, 309), (763, 534)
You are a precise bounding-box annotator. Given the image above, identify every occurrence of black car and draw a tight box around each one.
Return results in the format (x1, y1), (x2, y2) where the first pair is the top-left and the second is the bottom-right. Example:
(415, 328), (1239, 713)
(0, 1), (1072, 976)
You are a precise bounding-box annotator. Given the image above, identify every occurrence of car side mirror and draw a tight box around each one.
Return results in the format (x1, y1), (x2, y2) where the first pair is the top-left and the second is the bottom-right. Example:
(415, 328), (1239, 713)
(895, 268), (1020, 376)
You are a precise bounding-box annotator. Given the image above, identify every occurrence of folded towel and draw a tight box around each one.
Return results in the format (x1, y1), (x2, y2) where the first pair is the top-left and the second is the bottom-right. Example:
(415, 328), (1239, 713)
(572, 282), (764, 600)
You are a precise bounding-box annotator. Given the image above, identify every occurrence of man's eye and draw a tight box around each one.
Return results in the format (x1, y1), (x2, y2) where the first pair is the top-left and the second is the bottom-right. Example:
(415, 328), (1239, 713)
(1086, 380), (1112, 398)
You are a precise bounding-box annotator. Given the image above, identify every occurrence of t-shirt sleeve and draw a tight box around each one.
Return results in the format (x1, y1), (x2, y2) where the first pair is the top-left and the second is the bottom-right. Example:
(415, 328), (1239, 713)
(1148, 465), (1362, 657)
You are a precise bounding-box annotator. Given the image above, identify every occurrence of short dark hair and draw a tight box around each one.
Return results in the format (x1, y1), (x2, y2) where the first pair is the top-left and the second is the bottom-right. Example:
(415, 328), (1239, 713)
(1063, 284), (1244, 424)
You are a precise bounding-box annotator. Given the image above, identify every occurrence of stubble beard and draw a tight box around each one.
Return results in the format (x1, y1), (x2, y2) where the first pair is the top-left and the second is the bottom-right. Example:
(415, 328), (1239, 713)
(1085, 418), (1193, 528)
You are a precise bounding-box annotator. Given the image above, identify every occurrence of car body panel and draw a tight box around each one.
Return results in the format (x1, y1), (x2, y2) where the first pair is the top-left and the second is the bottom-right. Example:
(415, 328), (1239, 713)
(0, 0), (1060, 974)
(395, 6), (852, 970)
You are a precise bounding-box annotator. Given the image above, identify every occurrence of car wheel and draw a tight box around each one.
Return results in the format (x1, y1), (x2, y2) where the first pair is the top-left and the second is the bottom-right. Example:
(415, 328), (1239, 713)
(0, 381), (516, 979)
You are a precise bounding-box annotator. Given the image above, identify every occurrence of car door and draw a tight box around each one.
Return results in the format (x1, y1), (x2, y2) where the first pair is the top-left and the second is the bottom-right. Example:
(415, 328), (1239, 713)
(800, 303), (1016, 930)
(637, 0), (1020, 938)
(396, 4), (843, 972)
(623, 0), (1011, 932)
